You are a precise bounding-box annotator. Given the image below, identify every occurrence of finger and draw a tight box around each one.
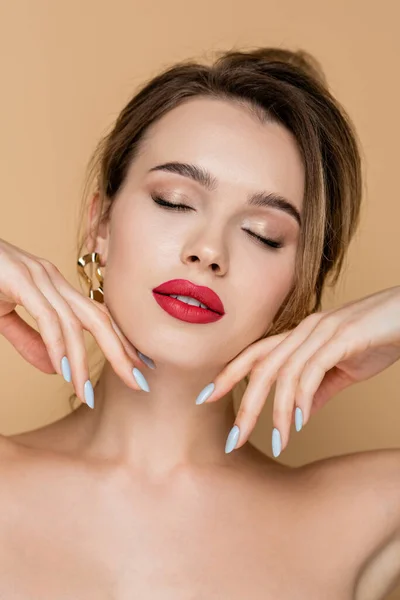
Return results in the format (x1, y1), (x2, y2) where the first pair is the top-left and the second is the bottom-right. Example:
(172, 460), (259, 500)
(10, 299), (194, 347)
(271, 313), (340, 452)
(5, 264), (68, 377)
(34, 259), (149, 395)
(196, 331), (290, 406)
(0, 309), (56, 373)
(228, 313), (327, 454)
(308, 365), (354, 417)
(226, 361), (278, 451)
(26, 259), (97, 405)
(296, 330), (356, 420)
(103, 308), (152, 367)
(46, 263), (144, 368)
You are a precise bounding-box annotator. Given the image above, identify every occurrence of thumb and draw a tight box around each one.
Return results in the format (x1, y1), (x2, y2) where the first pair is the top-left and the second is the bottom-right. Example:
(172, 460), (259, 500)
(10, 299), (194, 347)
(309, 366), (354, 417)
(0, 310), (56, 374)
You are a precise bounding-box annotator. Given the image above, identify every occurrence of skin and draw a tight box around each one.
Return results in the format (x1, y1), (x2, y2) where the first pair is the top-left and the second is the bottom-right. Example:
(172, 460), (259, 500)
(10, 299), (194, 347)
(1, 97), (400, 598)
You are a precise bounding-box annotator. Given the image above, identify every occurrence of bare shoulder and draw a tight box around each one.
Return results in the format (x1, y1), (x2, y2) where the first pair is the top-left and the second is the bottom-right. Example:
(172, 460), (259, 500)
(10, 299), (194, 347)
(0, 426), (66, 483)
(0, 411), (90, 512)
(300, 448), (400, 600)
(304, 447), (400, 519)
(0, 432), (36, 524)
(0, 432), (20, 463)
(3, 406), (87, 456)
(238, 446), (400, 598)
(299, 447), (400, 545)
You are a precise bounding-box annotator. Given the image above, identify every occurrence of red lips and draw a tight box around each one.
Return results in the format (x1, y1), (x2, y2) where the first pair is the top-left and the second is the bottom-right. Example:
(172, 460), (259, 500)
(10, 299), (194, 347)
(152, 279), (225, 315)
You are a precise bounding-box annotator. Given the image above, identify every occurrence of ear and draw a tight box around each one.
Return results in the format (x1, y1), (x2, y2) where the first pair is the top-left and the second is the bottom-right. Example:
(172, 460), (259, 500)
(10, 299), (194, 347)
(86, 191), (110, 267)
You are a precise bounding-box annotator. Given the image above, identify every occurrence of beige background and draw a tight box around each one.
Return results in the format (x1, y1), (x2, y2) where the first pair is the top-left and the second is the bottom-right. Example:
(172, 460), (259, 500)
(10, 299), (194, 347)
(0, 0), (399, 596)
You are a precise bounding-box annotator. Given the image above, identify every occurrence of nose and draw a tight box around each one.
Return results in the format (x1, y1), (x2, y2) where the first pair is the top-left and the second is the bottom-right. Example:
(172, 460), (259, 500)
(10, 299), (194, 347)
(180, 227), (229, 275)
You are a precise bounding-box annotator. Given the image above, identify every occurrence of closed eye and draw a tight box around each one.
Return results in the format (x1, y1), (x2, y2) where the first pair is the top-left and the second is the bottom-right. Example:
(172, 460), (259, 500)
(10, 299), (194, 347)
(151, 194), (192, 212)
(243, 229), (283, 249)
(151, 194), (284, 250)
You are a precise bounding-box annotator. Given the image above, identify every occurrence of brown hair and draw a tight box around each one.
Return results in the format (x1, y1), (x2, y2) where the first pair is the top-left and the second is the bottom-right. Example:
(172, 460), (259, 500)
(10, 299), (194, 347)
(69, 46), (364, 411)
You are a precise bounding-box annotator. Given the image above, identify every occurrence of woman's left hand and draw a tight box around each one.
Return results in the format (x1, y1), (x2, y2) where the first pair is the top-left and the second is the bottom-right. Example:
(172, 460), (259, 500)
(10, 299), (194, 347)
(196, 285), (400, 457)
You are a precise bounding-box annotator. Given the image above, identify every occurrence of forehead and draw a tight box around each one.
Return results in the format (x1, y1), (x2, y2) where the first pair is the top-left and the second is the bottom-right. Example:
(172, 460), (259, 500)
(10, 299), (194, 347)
(135, 97), (305, 212)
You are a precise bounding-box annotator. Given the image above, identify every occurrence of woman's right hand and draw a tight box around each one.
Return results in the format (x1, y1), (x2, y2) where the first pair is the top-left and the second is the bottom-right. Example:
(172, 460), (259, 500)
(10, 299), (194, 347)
(0, 238), (150, 407)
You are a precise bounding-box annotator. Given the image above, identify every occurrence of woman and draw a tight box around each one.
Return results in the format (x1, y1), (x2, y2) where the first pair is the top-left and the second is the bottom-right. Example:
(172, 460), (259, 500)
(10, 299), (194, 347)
(0, 46), (399, 598)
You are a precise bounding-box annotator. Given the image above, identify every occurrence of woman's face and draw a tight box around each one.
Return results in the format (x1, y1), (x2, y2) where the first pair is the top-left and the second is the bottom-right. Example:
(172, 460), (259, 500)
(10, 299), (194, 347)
(99, 97), (304, 371)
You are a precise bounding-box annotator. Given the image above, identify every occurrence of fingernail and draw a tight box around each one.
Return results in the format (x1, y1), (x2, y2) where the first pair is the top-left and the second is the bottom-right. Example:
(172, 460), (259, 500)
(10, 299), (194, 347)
(137, 351), (156, 369)
(272, 428), (281, 458)
(195, 382), (215, 405)
(132, 367), (150, 392)
(225, 425), (240, 454)
(295, 407), (303, 432)
(84, 380), (94, 409)
(61, 356), (71, 383)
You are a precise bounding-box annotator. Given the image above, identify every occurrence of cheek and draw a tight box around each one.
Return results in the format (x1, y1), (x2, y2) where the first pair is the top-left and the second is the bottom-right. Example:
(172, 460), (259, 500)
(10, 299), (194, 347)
(109, 225), (149, 279)
(101, 215), (152, 313)
(101, 210), (181, 333)
(234, 255), (296, 337)
(108, 203), (173, 279)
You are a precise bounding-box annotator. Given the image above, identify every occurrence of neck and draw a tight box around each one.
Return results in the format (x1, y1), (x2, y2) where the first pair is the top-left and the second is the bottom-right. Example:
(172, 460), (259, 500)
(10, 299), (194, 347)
(72, 359), (247, 480)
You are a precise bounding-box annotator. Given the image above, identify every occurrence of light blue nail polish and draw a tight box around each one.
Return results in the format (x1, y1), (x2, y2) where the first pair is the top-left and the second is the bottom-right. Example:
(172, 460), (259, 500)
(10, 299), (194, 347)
(137, 351), (156, 369)
(84, 380), (94, 409)
(272, 428), (281, 458)
(61, 356), (71, 383)
(225, 425), (240, 454)
(195, 382), (215, 405)
(132, 367), (150, 392)
(295, 407), (303, 432)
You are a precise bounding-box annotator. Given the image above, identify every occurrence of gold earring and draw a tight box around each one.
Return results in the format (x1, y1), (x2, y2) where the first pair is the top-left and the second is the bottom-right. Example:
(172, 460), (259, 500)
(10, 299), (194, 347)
(77, 252), (104, 303)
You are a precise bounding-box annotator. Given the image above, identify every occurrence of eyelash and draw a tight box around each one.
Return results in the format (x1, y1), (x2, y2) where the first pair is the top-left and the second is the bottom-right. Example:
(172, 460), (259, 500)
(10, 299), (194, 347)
(151, 194), (283, 250)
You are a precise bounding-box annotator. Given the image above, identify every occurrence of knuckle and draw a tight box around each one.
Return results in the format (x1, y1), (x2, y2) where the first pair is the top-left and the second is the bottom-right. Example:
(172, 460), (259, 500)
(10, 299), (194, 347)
(51, 330), (65, 350)
(278, 361), (296, 379)
(94, 309), (112, 329)
(295, 312), (323, 333)
(13, 261), (31, 278)
(28, 258), (48, 276)
(38, 258), (59, 276)
(250, 369), (272, 390)
(303, 312), (322, 326)
(331, 325), (355, 358)
(334, 321), (353, 337)
(11, 263), (33, 292)
(37, 303), (59, 325)
(273, 406), (293, 423)
(252, 358), (272, 379)
(318, 313), (342, 333)
(236, 405), (259, 426)
(296, 375), (309, 398)
(65, 315), (82, 335)
(236, 403), (252, 418)
(93, 302), (109, 316)
(251, 361), (265, 378)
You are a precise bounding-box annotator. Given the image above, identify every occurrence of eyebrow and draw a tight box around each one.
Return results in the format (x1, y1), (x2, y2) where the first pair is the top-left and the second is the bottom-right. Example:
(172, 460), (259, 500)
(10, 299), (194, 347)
(148, 161), (302, 228)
